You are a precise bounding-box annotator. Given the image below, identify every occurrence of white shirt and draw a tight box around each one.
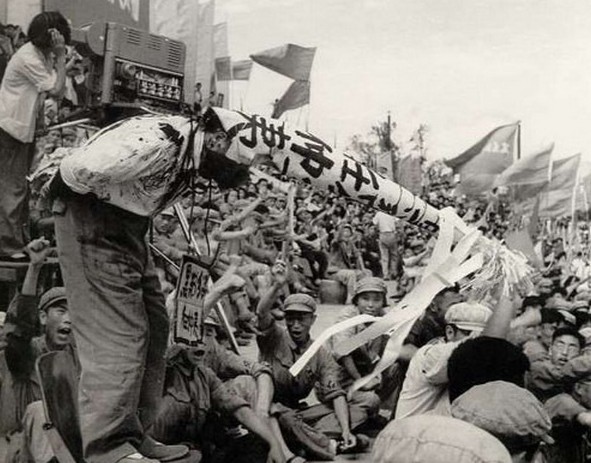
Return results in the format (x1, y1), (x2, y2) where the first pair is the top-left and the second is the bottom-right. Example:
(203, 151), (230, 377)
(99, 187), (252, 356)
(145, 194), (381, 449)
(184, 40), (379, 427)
(0, 42), (56, 142)
(395, 338), (462, 420)
(60, 115), (202, 216)
(372, 211), (397, 233)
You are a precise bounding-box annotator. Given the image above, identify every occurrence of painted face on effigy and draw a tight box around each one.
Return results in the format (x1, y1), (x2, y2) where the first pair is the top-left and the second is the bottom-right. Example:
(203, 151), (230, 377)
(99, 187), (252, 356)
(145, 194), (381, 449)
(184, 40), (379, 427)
(204, 130), (231, 155)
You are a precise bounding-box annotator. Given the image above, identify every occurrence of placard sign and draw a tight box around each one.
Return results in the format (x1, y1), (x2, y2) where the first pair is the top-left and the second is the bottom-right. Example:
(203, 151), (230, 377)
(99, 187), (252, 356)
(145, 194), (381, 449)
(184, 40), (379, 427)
(174, 255), (208, 345)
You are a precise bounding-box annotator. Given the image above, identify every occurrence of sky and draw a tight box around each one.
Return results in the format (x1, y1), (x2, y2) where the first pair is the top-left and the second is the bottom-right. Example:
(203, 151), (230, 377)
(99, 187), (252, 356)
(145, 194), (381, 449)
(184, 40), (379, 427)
(214, 0), (591, 167)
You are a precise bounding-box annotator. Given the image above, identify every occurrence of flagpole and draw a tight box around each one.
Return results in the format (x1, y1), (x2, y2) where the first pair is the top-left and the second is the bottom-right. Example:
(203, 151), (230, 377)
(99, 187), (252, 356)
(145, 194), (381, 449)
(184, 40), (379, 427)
(516, 120), (522, 160)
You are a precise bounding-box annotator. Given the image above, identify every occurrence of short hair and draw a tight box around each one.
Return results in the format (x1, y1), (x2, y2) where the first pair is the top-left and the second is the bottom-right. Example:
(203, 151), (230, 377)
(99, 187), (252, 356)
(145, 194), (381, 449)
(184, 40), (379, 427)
(522, 295), (543, 310)
(552, 326), (584, 348)
(28, 11), (71, 49)
(447, 336), (530, 402)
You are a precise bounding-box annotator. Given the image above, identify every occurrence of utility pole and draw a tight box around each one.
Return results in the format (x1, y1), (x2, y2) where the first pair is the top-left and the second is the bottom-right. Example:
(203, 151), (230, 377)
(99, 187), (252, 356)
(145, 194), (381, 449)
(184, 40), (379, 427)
(387, 111), (397, 181)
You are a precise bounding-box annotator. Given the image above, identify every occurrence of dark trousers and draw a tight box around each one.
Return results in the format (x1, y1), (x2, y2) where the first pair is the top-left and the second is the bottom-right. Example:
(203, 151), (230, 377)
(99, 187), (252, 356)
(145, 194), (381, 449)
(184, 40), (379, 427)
(0, 128), (34, 256)
(53, 193), (169, 463)
(300, 248), (328, 281)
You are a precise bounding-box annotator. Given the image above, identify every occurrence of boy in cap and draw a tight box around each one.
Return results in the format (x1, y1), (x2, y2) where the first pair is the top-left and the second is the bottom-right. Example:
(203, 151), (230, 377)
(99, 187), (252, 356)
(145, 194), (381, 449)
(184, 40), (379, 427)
(256, 261), (370, 454)
(0, 238), (78, 463)
(395, 301), (493, 419)
(330, 277), (392, 409)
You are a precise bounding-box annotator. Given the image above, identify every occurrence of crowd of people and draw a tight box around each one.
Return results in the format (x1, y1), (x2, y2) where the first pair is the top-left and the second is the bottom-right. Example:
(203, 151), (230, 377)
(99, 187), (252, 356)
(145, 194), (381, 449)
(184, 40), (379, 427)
(3, 10), (591, 463)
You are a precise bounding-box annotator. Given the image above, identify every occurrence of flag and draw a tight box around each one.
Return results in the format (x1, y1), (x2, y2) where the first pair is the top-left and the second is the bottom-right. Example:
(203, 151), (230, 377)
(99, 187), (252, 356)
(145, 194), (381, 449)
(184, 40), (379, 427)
(251, 44), (316, 81)
(536, 153), (581, 217)
(271, 80), (310, 119)
(576, 173), (591, 213)
(445, 122), (519, 197)
(397, 154), (423, 195)
(195, 0), (215, 98)
(215, 56), (232, 81)
(232, 60), (253, 80)
(213, 22), (229, 107)
(494, 144), (553, 201)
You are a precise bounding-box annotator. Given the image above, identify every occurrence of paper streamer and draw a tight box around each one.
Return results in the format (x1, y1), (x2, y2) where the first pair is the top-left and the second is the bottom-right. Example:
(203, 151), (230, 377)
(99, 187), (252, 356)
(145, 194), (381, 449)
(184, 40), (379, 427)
(288, 314), (378, 377)
(198, 109), (534, 380)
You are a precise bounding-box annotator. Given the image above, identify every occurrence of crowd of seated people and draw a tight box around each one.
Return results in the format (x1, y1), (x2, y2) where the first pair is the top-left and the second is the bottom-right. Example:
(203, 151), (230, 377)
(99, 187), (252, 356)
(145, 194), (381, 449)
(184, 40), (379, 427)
(3, 17), (591, 463)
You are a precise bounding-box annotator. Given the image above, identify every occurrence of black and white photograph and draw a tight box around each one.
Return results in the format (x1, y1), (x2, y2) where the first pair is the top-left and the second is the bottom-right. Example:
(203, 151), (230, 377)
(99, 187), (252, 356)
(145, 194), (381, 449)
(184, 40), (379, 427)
(0, 1), (590, 462)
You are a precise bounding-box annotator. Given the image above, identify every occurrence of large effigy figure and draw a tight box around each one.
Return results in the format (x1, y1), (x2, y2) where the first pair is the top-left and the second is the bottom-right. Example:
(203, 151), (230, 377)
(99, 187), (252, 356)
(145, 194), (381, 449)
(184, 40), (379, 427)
(48, 107), (529, 463)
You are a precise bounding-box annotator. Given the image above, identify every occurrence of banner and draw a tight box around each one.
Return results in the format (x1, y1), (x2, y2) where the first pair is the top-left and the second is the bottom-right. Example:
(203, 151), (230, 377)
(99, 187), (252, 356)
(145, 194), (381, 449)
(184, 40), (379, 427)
(213, 107), (441, 229)
(271, 80), (310, 119)
(251, 43), (316, 81)
(232, 60), (253, 81)
(445, 122), (519, 197)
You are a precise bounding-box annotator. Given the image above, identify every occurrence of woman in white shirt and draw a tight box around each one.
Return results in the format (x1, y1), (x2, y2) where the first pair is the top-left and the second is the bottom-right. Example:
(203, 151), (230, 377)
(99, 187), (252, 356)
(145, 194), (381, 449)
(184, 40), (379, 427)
(0, 11), (69, 259)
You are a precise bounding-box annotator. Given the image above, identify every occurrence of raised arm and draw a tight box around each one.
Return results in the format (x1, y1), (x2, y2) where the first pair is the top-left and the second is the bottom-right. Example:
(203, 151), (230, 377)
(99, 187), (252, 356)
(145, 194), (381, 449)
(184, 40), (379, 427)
(256, 260), (288, 330)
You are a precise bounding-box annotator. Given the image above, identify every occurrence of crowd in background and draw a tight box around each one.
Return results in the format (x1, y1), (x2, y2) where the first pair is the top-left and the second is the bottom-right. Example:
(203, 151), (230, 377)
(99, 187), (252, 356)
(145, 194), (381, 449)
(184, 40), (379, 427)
(5, 14), (591, 463)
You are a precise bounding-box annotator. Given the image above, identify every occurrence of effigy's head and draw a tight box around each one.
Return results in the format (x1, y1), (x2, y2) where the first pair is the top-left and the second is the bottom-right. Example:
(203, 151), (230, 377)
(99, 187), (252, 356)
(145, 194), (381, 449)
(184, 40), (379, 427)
(202, 109), (232, 155)
(198, 108), (251, 189)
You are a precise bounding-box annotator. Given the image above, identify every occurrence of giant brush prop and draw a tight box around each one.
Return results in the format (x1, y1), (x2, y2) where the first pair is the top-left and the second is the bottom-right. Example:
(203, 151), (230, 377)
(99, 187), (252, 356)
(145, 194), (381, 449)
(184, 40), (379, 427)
(206, 108), (534, 390)
(209, 108), (533, 297)
(38, 107), (533, 391)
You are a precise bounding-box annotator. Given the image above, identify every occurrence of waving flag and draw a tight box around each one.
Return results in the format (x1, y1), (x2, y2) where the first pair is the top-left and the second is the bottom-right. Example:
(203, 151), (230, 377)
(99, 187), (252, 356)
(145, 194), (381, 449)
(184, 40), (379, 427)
(215, 56), (232, 81)
(271, 80), (311, 118)
(232, 60), (253, 80)
(446, 122), (519, 197)
(536, 153), (581, 217)
(251, 44), (316, 81)
(494, 144), (553, 201)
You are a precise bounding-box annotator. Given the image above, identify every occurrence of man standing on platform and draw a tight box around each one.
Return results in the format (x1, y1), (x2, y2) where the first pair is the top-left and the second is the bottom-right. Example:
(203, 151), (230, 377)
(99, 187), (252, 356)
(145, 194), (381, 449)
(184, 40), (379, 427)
(49, 109), (237, 463)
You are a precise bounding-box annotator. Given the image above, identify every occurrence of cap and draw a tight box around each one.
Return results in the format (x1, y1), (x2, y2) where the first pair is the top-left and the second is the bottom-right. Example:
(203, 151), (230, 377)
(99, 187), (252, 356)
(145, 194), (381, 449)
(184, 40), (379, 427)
(444, 302), (492, 332)
(61, 127), (77, 138)
(160, 207), (175, 217)
(353, 277), (387, 303)
(372, 415), (512, 463)
(203, 313), (221, 327)
(39, 287), (67, 312)
(283, 293), (317, 313)
(451, 381), (554, 452)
